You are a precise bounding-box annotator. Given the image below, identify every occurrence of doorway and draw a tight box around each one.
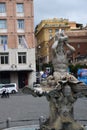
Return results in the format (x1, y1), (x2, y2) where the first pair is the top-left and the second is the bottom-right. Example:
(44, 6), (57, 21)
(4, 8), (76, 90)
(18, 72), (28, 89)
(0, 72), (10, 84)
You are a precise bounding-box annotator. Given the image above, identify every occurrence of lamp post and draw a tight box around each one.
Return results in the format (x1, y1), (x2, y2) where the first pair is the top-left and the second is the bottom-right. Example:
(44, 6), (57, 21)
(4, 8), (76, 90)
(38, 45), (41, 72)
(37, 45), (41, 83)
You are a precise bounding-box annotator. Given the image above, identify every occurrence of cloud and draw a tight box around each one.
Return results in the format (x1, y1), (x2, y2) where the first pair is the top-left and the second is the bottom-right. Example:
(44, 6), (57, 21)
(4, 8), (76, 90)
(34, 0), (87, 27)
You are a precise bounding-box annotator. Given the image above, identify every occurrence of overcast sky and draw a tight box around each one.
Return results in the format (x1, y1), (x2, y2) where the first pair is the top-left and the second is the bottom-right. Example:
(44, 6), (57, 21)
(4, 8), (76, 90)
(34, 0), (87, 27)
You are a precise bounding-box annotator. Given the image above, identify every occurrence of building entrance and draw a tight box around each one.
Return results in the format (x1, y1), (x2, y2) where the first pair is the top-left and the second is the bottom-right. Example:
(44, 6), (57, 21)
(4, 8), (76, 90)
(18, 72), (28, 89)
(0, 72), (10, 84)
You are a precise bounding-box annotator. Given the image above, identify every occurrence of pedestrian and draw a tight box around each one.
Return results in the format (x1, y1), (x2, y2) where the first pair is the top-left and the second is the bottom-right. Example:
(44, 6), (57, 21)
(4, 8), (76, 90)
(6, 88), (9, 98)
(1, 87), (6, 98)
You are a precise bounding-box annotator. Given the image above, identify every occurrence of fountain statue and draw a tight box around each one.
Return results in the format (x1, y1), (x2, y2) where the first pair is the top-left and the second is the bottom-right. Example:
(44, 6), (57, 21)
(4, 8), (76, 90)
(23, 30), (87, 130)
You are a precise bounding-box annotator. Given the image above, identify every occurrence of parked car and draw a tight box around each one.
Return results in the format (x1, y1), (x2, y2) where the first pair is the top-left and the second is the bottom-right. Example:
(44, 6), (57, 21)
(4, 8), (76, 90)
(0, 83), (18, 94)
(33, 82), (40, 88)
(77, 69), (87, 85)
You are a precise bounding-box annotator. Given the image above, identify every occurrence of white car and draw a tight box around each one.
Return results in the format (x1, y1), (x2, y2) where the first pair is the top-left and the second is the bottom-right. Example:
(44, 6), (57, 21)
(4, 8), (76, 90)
(0, 83), (18, 94)
(0, 84), (5, 94)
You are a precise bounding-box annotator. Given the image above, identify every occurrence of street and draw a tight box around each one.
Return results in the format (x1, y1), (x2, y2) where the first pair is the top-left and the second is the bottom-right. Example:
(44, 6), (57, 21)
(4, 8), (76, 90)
(0, 94), (87, 129)
(0, 94), (49, 129)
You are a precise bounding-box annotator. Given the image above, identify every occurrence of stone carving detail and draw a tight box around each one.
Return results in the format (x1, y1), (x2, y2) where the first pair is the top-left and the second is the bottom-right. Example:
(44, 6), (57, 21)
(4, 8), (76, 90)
(23, 30), (87, 130)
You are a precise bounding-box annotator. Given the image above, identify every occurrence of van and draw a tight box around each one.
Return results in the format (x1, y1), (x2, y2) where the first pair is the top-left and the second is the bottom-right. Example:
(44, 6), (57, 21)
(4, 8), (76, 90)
(0, 83), (18, 94)
(0, 84), (4, 94)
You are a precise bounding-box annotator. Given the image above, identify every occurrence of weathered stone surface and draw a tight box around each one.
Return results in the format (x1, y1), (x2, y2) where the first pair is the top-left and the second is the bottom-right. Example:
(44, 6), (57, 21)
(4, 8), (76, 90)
(23, 30), (87, 130)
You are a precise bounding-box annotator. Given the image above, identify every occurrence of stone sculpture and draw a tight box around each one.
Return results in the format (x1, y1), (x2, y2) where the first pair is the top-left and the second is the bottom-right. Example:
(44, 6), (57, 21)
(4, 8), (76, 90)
(23, 29), (87, 130)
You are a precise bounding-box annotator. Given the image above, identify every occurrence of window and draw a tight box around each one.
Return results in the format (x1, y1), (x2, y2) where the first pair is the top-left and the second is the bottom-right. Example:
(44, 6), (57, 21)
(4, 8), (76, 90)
(3, 84), (15, 88)
(16, 3), (24, 13)
(18, 35), (24, 44)
(77, 43), (80, 48)
(49, 35), (52, 40)
(0, 3), (6, 13)
(0, 20), (7, 29)
(17, 19), (24, 29)
(55, 29), (59, 33)
(18, 52), (26, 64)
(0, 35), (7, 44)
(49, 29), (52, 33)
(0, 53), (9, 64)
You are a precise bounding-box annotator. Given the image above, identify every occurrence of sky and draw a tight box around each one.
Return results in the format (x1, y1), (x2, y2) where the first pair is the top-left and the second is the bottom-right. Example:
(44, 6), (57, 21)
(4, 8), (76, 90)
(34, 0), (87, 27)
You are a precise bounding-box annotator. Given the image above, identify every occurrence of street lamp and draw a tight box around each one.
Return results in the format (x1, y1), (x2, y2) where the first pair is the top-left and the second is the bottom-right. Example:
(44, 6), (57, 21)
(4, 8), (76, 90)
(38, 45), (41, 72)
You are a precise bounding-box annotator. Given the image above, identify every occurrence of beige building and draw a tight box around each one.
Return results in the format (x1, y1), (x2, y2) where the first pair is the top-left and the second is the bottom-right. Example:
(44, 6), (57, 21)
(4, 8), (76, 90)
(0, 0), (36, 88)
(35, 18), (82, 67)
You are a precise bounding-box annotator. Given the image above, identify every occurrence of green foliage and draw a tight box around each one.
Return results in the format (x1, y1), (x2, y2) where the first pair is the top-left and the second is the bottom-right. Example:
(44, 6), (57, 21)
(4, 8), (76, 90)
(42, 62), (54, 74)
(69, 64), (87, 77)
(37, 61), (87, 77)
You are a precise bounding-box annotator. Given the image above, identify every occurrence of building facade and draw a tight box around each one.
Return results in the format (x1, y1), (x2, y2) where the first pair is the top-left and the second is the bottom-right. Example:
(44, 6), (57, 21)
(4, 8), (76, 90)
(0, 0), (36, 88)
(35, 18), (82, 67)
